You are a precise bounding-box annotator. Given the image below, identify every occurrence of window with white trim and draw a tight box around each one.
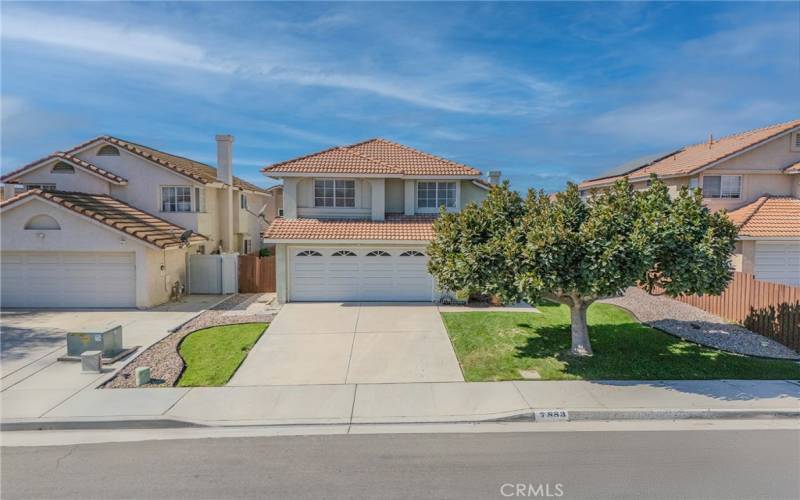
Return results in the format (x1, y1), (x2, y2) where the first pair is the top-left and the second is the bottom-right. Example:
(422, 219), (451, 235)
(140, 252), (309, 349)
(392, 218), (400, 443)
(51, 162), (75, 174)
(194, 187), (205, 212)
(702, 175), (741, 199)
(161, 186), (192, 212)
(417, 181), (456, 209)
(240, 193), (248, 209)
(314, 179), (355, 208)
(792, 132), (800, 152)
(24, 183), (56, 192)
(243, 238), (252, 255)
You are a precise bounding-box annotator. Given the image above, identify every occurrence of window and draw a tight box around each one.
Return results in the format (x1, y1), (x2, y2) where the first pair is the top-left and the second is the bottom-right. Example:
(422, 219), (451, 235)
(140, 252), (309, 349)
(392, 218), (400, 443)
(51, 162), (75, 174)
(331, 250), (357, 257)
(702, 175), (741, 199)
(161, 186), (192, 212)
(240, 193), (248, 209)
(400, 250), (425, 257)
(24, 183), (56, 192)
(243, 239), (252, 255)
(417, 181), (456, 209)
(314, 179), (355, 208)
(366, 250), (391, 257)
(24, 214), (60, 230)
(792, 132), (800, 152)
(297, 250), (322, 257)
(97, 145), (120, 156)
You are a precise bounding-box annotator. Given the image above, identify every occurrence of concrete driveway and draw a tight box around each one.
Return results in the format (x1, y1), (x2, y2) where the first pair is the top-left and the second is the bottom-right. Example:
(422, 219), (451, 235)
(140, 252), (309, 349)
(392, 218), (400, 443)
(1, 295), (225, 419)
(228, 302), (464, 385)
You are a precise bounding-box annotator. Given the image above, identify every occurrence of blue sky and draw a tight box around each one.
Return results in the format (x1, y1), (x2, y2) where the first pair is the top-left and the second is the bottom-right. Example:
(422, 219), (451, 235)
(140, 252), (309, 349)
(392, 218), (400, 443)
(2, 2), (798, 192)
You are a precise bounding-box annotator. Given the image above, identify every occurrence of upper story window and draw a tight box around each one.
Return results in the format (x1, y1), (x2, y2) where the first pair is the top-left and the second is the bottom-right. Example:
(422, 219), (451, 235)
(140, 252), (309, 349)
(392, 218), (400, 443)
(240, 193), (248, 209)
(702, 175), (741, 199)
(97, 145), (120, 156)
(51, 162), (75, 174)
(161, 186), (192, 212)
(417, 181), (456, 210)
(194, 187), (205, 212)
(791, 132), (800, 152)
(315, 179), (355, 208)
(24, 183), (56, 192)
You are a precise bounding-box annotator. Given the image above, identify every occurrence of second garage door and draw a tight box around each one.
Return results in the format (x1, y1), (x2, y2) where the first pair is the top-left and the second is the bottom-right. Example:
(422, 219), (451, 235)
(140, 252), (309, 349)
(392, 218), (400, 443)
(1, 252), (137, 308)
(754, 242), (800, 286)
(290, 247), (433, 301)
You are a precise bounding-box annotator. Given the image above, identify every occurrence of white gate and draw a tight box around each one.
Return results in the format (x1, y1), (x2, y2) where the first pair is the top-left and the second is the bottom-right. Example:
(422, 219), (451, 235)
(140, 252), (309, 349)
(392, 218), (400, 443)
(188, 254), (239, 294)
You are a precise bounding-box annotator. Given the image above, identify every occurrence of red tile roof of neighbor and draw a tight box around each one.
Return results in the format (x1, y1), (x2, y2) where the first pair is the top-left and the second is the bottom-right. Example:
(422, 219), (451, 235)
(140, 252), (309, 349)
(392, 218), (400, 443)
(727, 196), (800, 238)
(1, 153), (128, 185)
(262, 138), (482, 177)
(785, 161), (800, 174)
(59, 136), (267, 193)
(579, 119), (800, 189)
(0, 190), (208, 249)
(263, 215), (437, 241)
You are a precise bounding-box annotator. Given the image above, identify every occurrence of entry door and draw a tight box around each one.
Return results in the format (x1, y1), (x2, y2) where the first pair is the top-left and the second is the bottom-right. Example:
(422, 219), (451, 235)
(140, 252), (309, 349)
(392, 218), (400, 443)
(1, 252), (136, 308)
(289, 247), (433, 302)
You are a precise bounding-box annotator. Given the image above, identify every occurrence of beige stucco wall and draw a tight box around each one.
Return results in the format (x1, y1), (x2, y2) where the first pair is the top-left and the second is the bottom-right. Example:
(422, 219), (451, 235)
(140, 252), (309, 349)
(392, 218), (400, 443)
(460, 180), (488, 208)
(385, 179), (404, 213)
(0, 197), (186, 308)
(10, 159), (111, 194)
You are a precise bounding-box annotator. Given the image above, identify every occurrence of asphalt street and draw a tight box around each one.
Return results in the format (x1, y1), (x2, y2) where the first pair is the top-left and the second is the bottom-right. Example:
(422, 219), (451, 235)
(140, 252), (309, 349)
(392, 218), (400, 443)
(2, 429), (799, 499)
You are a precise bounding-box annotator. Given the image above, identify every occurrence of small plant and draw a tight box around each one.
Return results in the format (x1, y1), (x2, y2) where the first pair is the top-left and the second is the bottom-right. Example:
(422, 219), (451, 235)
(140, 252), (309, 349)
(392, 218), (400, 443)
(455, 288), (471, 303)
(259, 247), (272, 257)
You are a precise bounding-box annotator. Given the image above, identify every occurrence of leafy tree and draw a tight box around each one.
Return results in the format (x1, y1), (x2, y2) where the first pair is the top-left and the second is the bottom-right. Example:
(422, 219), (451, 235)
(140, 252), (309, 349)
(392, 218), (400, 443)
(428, 177), (737, 356)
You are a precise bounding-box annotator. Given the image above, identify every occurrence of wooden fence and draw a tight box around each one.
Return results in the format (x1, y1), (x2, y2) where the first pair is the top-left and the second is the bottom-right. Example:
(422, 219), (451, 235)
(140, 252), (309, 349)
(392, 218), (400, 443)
(656, 272), (800, 352)
(238, 254), (276, 293)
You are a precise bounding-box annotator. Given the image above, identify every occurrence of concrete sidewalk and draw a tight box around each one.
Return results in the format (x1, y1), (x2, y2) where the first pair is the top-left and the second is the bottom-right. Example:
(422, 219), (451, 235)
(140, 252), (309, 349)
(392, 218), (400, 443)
(3, 379), (799, 429)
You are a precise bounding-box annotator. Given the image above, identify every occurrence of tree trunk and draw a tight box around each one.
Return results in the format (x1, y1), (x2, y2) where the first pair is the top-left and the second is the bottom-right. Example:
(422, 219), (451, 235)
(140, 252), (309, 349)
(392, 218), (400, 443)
(569, 302), (593, 356)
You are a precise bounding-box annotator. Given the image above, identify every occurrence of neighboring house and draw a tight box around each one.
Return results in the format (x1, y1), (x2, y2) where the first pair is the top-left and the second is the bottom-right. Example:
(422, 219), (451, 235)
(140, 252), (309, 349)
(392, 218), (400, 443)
(0, 135), (271, 308)
(578, 119), (800, 286)
(261, 138), (497, 303)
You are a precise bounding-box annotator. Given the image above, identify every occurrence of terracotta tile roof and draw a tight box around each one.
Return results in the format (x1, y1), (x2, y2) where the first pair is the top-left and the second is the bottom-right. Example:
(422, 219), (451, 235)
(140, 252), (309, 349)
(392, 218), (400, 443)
(263, 215), (436, 241)
(785, 161), (800, 174)
(66, 136), (267, 193)
(263, 138), (482, 177)
(0, 190), (208, 249)
(727, 196), (800, 238)
(1, 152), (128, 185)
(580, 119), (800, 189)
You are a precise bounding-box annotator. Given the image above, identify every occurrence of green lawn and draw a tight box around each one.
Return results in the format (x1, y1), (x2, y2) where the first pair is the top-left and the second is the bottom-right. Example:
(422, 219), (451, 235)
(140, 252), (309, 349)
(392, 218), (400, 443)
(441, 303), (800, 381)
(176, 323), (267, 387)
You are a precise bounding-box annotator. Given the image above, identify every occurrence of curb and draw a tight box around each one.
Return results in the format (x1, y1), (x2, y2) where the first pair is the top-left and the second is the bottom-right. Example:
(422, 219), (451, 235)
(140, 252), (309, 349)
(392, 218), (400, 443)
(3, 409), (798, 432)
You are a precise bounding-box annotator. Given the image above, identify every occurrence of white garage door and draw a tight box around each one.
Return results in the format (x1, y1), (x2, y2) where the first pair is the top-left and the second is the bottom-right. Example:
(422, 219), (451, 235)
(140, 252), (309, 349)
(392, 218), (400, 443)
(1, 252), (136, 308)
(290, 247), (433, 301)
(754, 242), (800, 286)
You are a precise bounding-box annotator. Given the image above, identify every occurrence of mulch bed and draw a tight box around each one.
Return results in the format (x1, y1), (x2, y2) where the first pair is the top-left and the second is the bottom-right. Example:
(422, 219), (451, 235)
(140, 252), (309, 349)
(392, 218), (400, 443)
(103, 294), (275, 389)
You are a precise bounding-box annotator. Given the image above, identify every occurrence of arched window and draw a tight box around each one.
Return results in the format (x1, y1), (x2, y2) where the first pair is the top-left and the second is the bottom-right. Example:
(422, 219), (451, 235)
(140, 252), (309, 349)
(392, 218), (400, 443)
(24, 214), (61, 230)
(97, 145), (120, 156)
(366, 250), (391, 257)
(296, 250), (322, 257)
(399, 250), (425, 257)
(331, 250), (357, 257)
(51, 162), (75, 174)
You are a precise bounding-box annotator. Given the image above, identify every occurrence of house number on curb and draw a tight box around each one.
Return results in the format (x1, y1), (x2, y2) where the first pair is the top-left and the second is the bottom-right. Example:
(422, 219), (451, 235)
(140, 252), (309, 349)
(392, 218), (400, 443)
(534, 409), (569, 422)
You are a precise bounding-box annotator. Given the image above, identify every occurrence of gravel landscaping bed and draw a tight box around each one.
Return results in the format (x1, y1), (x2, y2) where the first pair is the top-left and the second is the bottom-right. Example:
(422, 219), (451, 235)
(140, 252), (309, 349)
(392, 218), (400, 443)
(601, 287), (800, 360)
(104, 294), (277, 389)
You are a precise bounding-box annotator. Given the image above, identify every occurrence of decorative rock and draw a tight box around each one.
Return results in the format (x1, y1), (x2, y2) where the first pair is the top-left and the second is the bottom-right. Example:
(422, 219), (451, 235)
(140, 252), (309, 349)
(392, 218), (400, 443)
(81, 350), (102, 373)
(135, 366), (151, 386)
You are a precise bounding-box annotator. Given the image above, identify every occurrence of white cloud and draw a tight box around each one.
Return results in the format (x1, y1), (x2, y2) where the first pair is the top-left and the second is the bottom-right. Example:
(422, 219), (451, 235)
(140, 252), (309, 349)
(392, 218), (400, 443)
(2, 9), (231, 73)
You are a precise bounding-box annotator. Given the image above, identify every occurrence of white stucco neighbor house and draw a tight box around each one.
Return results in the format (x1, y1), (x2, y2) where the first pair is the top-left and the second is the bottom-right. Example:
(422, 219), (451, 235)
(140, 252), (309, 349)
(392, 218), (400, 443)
(0, 135), (270, 308)
(261, 138), (498, 303)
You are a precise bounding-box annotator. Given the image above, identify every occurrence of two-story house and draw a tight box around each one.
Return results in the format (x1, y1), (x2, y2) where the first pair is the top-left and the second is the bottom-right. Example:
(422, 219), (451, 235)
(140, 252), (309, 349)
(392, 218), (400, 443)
(0, 135), (271, 308)
(262, 139), (496, 303)
(578, 119), (800, 286)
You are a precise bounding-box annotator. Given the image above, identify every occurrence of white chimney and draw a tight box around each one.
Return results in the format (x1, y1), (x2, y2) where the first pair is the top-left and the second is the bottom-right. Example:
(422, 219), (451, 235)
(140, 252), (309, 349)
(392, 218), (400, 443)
(488, 170), (501, 185)
(216, 134), (234, 184)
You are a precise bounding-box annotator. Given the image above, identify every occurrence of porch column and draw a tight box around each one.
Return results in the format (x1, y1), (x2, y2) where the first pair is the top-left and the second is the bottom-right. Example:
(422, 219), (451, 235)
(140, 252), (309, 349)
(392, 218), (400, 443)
(404, 180), (415, 216)
(370, 178), (385, 221)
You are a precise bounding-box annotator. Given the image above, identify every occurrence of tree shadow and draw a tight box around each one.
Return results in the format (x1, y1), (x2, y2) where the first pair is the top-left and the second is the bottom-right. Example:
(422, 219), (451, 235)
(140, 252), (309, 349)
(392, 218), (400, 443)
(0, 325), (65, 363)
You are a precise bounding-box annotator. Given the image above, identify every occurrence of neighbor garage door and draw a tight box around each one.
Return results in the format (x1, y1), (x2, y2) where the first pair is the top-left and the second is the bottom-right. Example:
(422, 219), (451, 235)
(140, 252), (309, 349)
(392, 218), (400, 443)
(1, 252), (136, 308)
(754, 242), (800, 286)
(289, 247), (433, 301)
